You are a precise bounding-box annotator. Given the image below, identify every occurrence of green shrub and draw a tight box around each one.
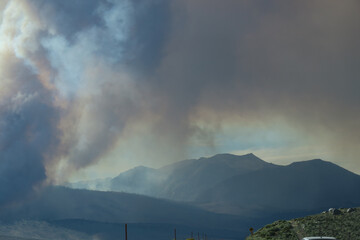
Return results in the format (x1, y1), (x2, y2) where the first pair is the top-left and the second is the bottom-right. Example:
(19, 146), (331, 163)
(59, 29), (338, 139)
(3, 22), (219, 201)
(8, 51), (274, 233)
(246, 207), (360, 240)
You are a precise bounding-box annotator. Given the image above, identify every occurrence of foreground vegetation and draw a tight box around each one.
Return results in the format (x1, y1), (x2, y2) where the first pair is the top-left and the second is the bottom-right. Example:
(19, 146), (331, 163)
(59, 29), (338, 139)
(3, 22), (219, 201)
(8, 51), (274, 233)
(246, 207), (360, 240)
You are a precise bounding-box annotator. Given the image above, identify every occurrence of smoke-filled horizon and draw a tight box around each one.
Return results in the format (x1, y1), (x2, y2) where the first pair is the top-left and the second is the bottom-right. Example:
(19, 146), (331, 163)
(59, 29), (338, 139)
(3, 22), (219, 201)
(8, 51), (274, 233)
(0, 0), (359, 206)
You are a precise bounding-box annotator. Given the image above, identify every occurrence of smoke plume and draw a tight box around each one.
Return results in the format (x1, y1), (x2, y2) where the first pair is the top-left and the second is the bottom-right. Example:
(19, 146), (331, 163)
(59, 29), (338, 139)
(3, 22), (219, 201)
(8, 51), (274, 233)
(0, 0), (360, 206)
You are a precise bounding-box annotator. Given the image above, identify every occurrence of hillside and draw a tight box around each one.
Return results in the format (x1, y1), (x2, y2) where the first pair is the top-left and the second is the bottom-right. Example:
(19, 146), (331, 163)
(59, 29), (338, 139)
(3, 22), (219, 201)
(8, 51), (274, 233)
(110, 166), (166, 196)
(246, 207), (360, 240)
(0, 219), (242, 240)
(157, 153), (271, 201)
(196, 159), (360, 214)
(0, 186), (244, 228)
(0, 186), (248, 239)
(68, 153), (272, 201)
(0, 236), (41, 240)
(0, 221), (91, 240)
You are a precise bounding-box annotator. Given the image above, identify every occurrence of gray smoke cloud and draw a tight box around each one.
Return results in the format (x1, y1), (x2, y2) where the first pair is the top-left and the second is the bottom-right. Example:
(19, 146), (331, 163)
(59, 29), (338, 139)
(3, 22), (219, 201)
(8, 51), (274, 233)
(0, 0), (170, 205)
(0, 0), (360, 206)
(0, 0), (62, 207)
(149, 0), (360, 169)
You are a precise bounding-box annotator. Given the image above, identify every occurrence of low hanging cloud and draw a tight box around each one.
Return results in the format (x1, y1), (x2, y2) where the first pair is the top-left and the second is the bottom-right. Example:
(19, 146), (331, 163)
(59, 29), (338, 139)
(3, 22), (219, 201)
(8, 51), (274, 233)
(0, 0), (360, 207)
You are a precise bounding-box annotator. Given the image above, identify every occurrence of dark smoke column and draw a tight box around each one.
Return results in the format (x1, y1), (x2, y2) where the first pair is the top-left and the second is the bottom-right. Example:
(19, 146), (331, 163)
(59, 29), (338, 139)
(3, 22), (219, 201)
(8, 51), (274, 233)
(0, 84), (60, 207)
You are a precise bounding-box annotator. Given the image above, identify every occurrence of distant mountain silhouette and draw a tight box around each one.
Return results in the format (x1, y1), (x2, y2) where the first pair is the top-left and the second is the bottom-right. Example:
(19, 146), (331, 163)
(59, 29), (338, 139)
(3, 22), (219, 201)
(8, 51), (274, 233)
(67, 153), (360, 216)
(70, 153), (272, 201)
(7, 154), (360, 239)
(156, 153), (271, 201)
(197, 159), (360, 214)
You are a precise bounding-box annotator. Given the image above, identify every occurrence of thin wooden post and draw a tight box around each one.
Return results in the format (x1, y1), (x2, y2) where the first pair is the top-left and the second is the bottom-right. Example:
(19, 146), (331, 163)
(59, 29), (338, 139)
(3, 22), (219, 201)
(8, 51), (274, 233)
(125, 224), (128, 240)
(174, 228), (176, 240)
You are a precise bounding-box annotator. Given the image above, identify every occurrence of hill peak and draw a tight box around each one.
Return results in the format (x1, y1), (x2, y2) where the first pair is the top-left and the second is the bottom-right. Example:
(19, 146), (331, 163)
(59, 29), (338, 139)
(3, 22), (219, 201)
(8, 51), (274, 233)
(204, 153), (262, 161)
(288, 158), (338, 168)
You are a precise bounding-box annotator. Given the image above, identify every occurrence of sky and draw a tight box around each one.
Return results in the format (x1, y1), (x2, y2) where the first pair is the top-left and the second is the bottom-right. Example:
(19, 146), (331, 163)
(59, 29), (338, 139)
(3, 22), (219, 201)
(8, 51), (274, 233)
(0, 0), (359, 206)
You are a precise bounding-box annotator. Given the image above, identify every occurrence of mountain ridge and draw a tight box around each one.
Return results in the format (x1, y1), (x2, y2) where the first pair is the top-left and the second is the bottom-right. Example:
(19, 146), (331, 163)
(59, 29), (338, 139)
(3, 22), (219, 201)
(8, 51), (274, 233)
(6, 153), (360, 239)
(197, 158), (360, 214)
(68, 153), (272, 200)
(66, 153), (360, 216)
